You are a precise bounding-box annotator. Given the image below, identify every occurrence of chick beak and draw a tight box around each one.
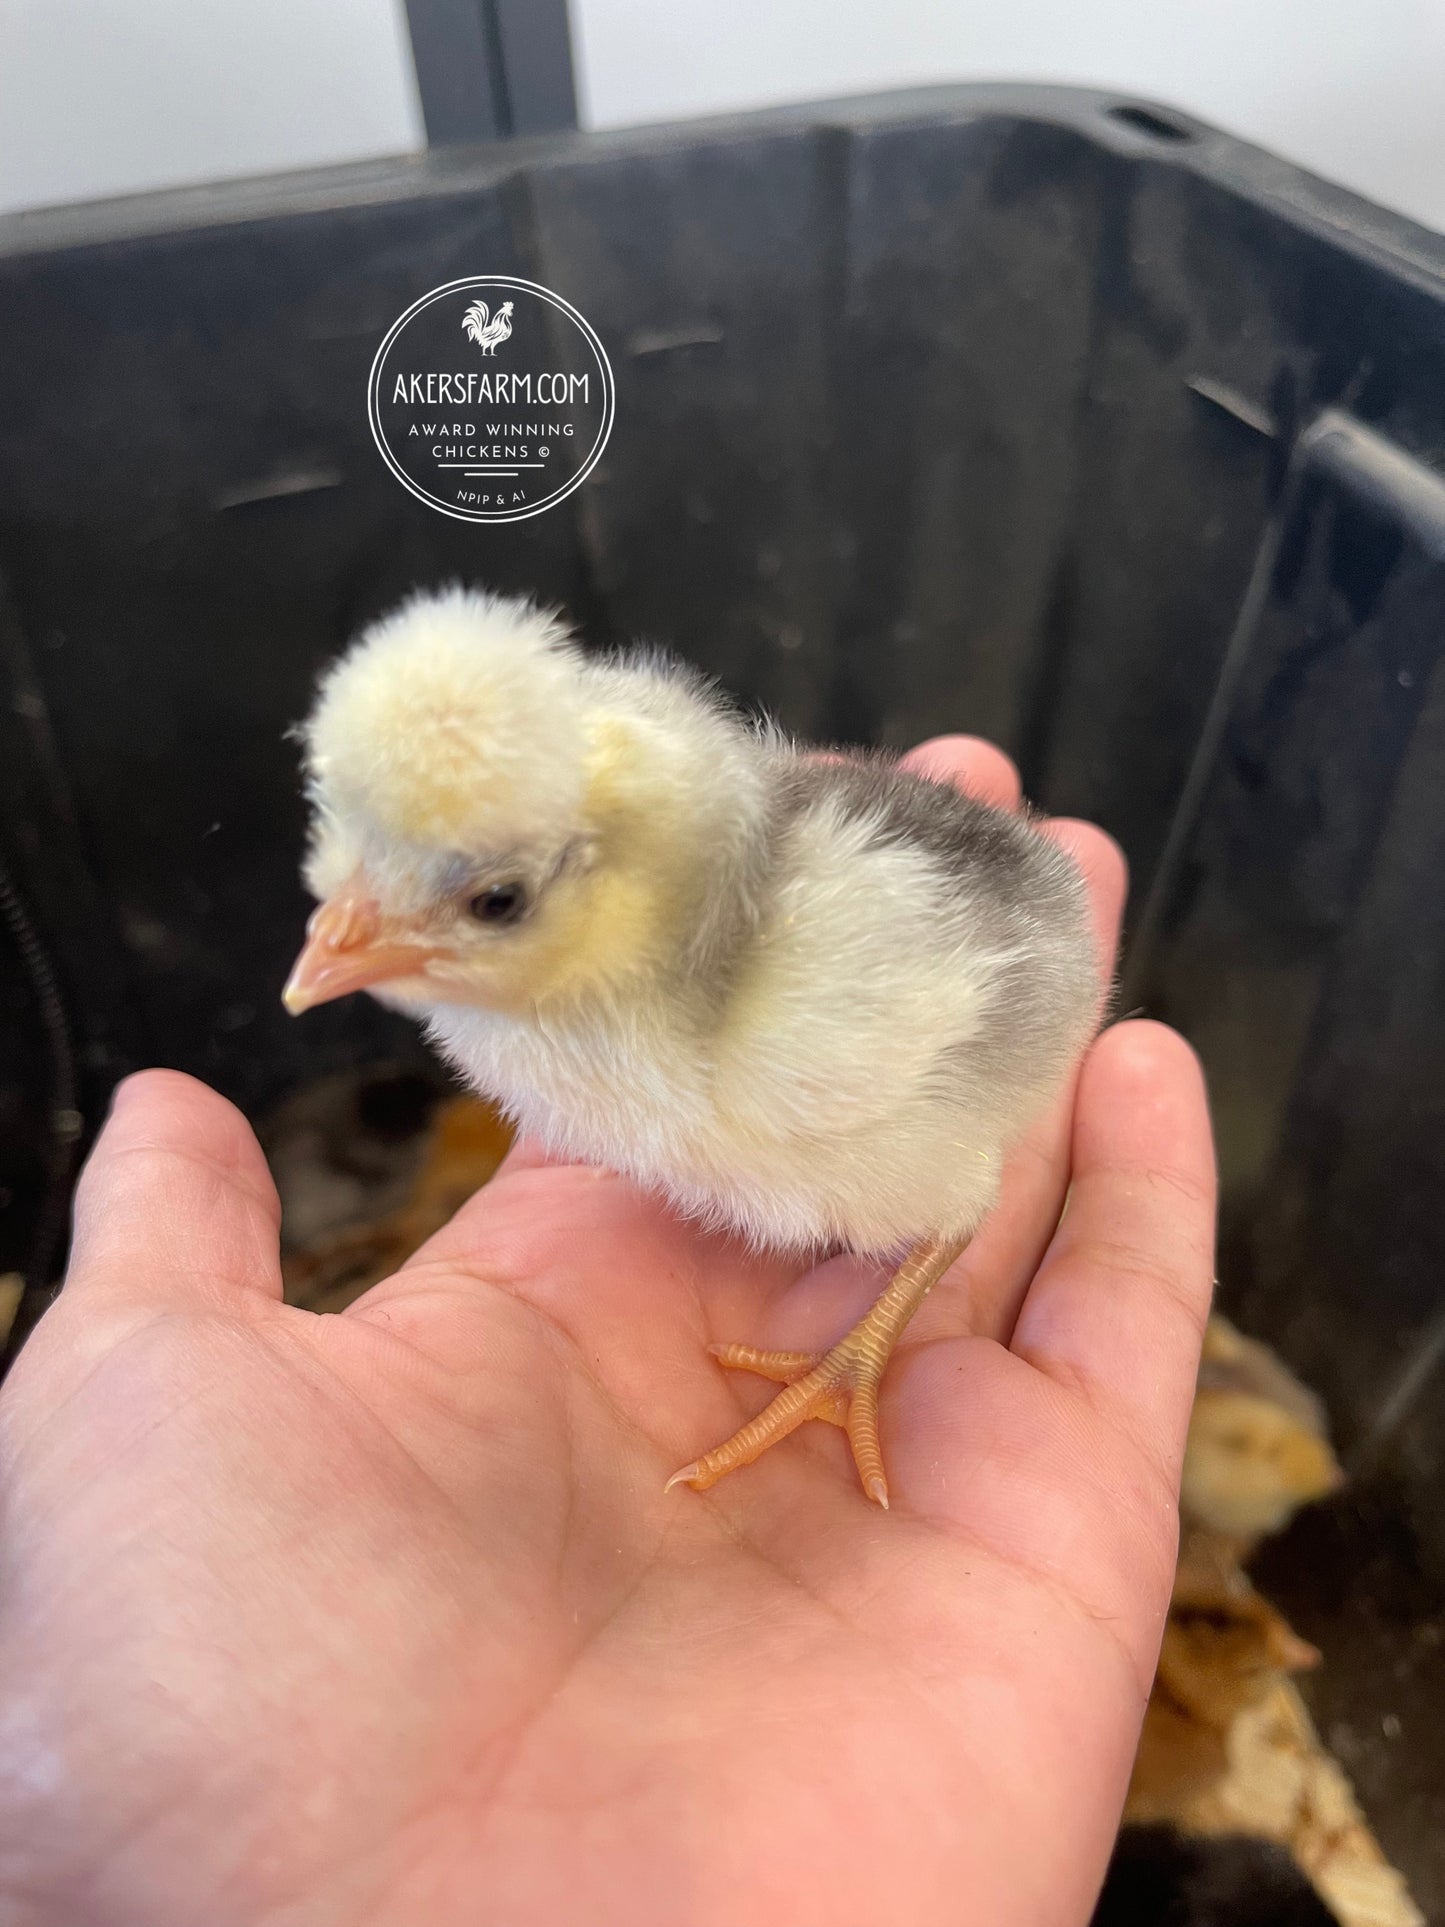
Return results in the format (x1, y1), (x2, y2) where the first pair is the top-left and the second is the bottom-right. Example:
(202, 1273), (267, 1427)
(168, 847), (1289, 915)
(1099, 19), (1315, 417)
(282, 881), (442, 1015)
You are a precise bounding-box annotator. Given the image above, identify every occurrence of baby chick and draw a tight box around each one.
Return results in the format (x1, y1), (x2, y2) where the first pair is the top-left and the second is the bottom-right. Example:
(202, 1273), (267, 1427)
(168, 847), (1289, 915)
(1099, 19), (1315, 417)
(283, 586), (1098, 1505)
(1127, 1548), (1321, 1822)
(1182, 1316), (1344, 1547)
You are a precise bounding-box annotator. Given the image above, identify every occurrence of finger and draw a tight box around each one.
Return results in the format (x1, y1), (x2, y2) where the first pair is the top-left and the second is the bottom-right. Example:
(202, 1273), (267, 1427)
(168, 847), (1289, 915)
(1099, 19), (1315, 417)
(901, 734), (1022, 811)
(64, 1070), (284, 1312)
(1009, 1021), (1217, 1476)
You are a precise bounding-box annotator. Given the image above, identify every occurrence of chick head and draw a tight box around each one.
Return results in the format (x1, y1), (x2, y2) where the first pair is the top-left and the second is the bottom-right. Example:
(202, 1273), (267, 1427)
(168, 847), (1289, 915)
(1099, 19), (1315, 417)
(1180, 1387), (1344, 1542)
(1161, 1579), (1321, 1723)
(284, 586), (616, 1019)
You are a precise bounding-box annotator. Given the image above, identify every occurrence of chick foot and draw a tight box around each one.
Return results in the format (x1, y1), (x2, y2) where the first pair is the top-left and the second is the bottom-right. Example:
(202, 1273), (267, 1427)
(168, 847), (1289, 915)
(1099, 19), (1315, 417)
(667, 1232), (969, 1507)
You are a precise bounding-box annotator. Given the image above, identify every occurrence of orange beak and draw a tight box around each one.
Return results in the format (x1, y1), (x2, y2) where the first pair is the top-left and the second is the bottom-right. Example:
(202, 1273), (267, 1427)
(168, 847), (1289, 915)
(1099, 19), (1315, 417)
(282, 879), (443, 1015)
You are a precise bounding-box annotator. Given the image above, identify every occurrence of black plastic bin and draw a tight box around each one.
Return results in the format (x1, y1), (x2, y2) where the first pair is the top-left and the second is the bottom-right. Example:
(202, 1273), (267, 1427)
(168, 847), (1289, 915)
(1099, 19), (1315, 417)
(1, 83), (1443, 1903)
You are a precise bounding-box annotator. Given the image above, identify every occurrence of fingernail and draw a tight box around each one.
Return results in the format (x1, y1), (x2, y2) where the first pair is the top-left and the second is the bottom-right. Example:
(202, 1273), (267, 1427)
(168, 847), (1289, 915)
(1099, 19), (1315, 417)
(107, 1074), (142, 1118)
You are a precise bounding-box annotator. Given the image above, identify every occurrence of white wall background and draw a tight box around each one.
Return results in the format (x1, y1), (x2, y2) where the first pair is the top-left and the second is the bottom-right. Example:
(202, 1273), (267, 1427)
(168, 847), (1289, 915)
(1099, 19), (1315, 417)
(2, 0), (1444, 235)
(576, 0), (1445, 235)
(0, 0), (425, 214)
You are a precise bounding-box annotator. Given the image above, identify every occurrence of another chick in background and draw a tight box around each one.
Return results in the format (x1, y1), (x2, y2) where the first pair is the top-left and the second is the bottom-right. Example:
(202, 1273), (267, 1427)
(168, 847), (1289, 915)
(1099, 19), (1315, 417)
(1127, 1535), (1321, 1821)
(283, 586), (1099, 1504)
(280, 1093), (514, 1312)
(1182, 1316), (1343, 1548)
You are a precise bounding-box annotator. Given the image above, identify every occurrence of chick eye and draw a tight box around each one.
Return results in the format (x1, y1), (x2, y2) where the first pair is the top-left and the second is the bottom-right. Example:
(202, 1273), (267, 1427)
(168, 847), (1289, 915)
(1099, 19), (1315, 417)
(466, 882), (529, 928)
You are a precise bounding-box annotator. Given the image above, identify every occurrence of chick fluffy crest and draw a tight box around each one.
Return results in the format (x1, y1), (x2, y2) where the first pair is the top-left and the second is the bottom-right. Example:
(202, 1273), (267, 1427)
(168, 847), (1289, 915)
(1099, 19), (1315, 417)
(302, 585), (588, 855)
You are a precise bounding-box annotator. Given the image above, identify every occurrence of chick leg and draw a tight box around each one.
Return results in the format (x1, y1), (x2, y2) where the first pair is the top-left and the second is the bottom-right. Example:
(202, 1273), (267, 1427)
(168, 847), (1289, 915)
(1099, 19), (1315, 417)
(667, 1232), (968, 1508)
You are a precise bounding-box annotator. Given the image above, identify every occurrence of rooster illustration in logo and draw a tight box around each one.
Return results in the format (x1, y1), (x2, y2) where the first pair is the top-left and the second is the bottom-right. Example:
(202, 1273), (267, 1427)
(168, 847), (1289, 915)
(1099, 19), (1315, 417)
(462, 298), (514, 355)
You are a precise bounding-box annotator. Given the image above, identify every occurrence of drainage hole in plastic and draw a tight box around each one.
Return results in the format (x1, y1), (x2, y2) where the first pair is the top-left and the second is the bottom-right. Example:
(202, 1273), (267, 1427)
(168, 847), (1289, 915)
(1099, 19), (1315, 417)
(1107, 103), (1194, 143)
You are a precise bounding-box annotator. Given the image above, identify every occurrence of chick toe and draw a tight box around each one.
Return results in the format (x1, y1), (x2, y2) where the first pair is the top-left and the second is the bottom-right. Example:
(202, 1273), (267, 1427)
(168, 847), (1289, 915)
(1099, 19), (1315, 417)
(708, 1344), (834, 1404)
(668, 1232), (969, 1506)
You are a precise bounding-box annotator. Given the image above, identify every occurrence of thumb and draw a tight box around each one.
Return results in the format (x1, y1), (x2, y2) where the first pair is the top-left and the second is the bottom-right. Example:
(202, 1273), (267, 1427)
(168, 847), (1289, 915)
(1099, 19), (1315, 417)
(63, 1070), (283, 1313)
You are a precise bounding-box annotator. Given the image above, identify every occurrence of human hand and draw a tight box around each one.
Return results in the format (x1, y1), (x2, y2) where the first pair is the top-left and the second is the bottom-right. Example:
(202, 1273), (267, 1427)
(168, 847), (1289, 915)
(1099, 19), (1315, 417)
(0, 738), (1215, 1927)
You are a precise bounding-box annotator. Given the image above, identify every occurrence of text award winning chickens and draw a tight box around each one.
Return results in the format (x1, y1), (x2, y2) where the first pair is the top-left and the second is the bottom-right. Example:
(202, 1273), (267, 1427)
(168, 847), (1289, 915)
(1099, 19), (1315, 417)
(367, 275), (615, 525)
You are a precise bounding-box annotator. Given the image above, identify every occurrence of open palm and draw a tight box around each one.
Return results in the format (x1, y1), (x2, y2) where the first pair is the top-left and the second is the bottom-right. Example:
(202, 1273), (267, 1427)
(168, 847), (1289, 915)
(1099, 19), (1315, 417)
(0, 740), (1215, 1927)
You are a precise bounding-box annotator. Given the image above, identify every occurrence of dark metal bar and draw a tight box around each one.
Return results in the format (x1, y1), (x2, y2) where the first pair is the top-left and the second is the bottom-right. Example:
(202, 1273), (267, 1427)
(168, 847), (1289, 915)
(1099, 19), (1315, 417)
(403, 0), (576, 146)
(490, 0), (578, 136)
(402, 0), (505, 144)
